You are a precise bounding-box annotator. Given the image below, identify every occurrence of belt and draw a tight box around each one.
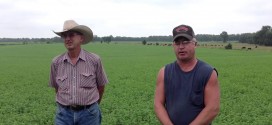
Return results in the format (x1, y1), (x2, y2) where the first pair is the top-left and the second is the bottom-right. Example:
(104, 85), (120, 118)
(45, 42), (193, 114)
(57, 102), (93, 111)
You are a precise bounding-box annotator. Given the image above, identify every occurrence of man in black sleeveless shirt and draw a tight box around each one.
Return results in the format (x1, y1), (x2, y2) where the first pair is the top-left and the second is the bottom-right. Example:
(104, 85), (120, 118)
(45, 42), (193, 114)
(154, 24), (220, 125)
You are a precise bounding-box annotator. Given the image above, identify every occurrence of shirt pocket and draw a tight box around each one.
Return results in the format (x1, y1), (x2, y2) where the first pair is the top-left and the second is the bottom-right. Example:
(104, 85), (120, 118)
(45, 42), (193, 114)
(190, 90), (204, 106)
(56, 75), (68, 88)
(80, 72), (96, 88)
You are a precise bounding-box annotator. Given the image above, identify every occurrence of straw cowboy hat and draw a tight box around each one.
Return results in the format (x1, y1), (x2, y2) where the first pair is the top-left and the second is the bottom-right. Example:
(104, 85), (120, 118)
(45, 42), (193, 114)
(53, 20), (93, 44)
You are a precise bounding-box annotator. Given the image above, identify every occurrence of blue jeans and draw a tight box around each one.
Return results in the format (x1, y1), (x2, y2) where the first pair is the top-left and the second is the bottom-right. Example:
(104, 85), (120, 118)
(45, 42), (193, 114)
(55, 102), (101, 125)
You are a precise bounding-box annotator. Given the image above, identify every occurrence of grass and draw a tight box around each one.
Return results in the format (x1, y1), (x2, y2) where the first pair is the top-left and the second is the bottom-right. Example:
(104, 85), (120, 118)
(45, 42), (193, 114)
(0, 42), (271, 124)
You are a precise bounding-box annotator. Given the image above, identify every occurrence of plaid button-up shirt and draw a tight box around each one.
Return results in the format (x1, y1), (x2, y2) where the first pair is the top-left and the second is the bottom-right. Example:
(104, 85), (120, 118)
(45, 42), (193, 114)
(49, 49), (108, 105)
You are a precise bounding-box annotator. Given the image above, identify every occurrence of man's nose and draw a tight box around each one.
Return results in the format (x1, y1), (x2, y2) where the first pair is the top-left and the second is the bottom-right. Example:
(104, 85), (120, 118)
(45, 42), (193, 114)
(178, 43), (186, 48)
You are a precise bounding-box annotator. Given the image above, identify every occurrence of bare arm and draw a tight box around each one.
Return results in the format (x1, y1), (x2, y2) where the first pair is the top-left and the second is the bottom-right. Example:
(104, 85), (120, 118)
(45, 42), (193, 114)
(97, 85), (105, 104)
(154, 67), (174, 125)
(190, 70), (220, 125)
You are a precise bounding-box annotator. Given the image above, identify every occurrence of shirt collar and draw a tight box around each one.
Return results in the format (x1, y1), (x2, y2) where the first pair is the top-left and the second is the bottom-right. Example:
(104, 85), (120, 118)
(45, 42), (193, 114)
(62, 49), (86, 62)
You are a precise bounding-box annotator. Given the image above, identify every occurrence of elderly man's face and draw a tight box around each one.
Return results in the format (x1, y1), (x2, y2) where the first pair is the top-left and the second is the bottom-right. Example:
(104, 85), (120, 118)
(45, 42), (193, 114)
(61, 31), (84, 50)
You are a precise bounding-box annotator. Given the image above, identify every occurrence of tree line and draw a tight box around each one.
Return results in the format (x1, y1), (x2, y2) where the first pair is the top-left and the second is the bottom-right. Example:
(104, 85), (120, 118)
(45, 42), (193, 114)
(1, 25), (271, 46)
(239, 26), (272, 46)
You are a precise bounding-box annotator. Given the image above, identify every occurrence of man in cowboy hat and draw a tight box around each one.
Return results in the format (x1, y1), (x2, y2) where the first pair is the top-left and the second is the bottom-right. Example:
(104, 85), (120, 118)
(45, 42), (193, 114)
(49, 20), (108, 125)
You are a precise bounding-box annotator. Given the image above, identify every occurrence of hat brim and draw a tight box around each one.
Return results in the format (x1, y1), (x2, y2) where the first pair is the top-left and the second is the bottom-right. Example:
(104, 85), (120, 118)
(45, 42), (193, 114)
(53, 25), (93, 44)
(173, 34), (193, 42)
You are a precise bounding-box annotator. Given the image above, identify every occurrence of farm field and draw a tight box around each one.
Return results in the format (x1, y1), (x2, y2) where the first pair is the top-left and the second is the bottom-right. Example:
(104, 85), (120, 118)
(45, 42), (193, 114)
(0, 42), (272, 125)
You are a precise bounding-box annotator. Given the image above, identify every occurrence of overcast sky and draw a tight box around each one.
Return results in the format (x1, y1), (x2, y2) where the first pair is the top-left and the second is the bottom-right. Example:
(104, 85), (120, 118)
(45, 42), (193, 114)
(1, 0), (271, 38)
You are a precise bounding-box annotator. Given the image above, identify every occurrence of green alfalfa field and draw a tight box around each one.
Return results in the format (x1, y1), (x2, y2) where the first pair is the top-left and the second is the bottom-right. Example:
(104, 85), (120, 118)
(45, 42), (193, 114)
(0, 42), (271, 125)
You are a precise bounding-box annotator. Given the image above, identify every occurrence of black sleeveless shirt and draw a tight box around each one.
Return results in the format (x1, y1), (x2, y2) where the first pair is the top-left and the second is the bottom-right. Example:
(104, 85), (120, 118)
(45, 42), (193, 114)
(164, 59), (216, 125)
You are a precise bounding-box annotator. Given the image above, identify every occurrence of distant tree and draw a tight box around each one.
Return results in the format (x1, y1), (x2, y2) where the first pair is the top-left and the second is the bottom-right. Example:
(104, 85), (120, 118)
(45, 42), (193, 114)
(51, 36), (62, 43)
(239, 33), (255, 44)
(220, 31), (228, 43)
(254, 26), (272, 46)
(225, 43), (232, 49)
(142, 40), (147, 45)
(266, 31), (272, 46)
(109, 35), (113, 43)
(102, 36), (112, 44)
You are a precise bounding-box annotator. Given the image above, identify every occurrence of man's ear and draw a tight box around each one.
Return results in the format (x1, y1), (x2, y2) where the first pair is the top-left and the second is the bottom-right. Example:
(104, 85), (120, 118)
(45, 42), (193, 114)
(80, 35), (85, 44)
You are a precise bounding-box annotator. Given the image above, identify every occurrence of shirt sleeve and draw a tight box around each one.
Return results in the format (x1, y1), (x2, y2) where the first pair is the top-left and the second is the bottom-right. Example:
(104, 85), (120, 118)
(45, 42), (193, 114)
(96, 58), (109, 86)
(49, 61), (58, 88)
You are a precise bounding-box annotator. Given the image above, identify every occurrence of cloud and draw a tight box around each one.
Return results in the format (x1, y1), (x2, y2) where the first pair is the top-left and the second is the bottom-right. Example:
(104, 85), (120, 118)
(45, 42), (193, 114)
(0, 0), (271, 38)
